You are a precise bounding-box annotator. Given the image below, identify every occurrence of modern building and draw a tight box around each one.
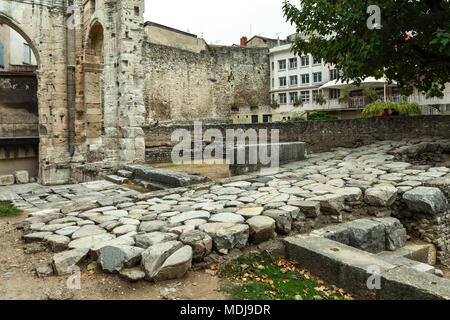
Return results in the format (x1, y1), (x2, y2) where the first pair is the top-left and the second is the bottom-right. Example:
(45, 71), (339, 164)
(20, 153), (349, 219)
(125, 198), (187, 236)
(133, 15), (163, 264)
(231, 41), (450, 123)
(0, 23), (37, 72)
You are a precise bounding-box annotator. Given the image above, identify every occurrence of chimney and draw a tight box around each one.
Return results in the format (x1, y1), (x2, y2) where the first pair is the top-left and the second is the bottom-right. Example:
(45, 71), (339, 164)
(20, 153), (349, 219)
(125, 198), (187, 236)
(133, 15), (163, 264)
(240, 36), (248, 47)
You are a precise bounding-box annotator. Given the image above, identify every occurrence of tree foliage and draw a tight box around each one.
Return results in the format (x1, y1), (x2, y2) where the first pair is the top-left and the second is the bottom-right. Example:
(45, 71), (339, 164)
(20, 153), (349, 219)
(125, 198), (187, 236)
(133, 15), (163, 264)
(283, 0), (450, 96)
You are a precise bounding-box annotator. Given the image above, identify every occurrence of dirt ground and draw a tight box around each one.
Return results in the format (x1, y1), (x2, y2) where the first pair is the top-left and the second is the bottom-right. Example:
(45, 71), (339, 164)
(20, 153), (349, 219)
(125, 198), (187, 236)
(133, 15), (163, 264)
(151, 163), (231, 181)
(0, 212), (228, 300)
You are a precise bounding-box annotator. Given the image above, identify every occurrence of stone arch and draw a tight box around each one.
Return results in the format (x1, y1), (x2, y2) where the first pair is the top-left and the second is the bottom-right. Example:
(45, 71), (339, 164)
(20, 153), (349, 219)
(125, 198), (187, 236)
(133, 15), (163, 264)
(0, 13), (40, 67)
(0, 12), (40, 178)
(84, 21), (104, 162)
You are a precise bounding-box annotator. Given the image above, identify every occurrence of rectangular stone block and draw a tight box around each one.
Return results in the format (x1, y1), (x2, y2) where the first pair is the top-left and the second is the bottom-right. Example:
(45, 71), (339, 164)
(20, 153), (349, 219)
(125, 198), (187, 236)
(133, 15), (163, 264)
(0, 174), (15, 186)
(14, 170), (29, 184)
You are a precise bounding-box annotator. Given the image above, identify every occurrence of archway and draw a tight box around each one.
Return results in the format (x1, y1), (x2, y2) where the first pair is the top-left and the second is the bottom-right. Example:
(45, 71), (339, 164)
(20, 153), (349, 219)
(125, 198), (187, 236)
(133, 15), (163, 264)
(0, 15), (39, 180)
(84, 22), (104, 162)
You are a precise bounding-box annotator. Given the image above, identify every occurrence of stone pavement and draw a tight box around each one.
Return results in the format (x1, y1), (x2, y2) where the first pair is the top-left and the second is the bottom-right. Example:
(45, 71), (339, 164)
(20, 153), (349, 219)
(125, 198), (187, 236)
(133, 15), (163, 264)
(3, 138), (449, 283)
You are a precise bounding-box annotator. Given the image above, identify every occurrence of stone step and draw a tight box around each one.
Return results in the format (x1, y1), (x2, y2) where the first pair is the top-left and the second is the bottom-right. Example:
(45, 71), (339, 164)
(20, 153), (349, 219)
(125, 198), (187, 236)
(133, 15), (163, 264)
(105, 175), (129, 185)
(283, 235), (450, 300)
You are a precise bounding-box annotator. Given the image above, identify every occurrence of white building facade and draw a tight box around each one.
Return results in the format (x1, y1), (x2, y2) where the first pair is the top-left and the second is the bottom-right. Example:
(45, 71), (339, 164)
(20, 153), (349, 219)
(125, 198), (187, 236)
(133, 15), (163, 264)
(268, 43), (450, 118)
(269, 44), (343, 115)
(0, 23), (37, 72)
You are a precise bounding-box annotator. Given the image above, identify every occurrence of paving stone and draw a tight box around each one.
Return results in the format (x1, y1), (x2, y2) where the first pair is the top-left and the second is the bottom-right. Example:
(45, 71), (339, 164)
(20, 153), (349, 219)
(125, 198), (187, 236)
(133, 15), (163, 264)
(44, 234), (71, 252)
(141, 241), (184, 280)
(68, 234), (116, 250)
(52, 248), (89, 275)
(402, 187), (447, 215)
(103, 210), (128, 217)
(98, 245), (144, 273)
(262, 209), (292, 235)
(168, 210), (210, 224)
(209, 212), (245, 224)
(88, 234), (135, 256)
(279, 205), (300, 219)
(135, 232), (178, 249)
(139, 220), (168, 232)
(112, 224), (137, 236)
(235, 206), (264, 218)
(23, 232), (53, 243)
(71, 225), (107, 239)
(364, 186), (398, 207)
(179, 230), (213, 262)
(246, 216), (276, 244)
(153, 245), (192, 281)
(40, 223), (76, 232)
(289, 200), (320, 218)
(199, 223), (249, 253)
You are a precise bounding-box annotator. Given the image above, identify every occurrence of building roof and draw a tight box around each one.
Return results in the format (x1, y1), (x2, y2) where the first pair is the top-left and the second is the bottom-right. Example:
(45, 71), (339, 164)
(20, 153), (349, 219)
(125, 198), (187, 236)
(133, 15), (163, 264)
(144, 21), (198, 39)
(247, 35), (278, 43)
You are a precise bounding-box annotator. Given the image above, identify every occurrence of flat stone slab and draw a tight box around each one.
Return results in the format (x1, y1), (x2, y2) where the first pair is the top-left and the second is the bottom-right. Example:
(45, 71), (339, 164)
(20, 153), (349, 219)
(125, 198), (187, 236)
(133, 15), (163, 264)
(71, 225), (107, 239)
(98, 245), (144, 273)
(52, 248), (89, 275)
(235, 207), (264, 218)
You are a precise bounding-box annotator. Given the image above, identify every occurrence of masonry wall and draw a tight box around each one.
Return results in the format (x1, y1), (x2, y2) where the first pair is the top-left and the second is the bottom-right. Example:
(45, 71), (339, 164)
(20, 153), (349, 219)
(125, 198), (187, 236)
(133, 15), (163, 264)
(143, 43), (270, 122)
(144, 115), (450, 153)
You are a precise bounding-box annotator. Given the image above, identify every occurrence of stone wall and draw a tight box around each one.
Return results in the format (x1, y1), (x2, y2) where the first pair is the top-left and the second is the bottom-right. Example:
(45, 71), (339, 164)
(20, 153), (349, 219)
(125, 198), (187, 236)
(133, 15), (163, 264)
(144, 116), (450, 154)
(142, 43), (270, 122)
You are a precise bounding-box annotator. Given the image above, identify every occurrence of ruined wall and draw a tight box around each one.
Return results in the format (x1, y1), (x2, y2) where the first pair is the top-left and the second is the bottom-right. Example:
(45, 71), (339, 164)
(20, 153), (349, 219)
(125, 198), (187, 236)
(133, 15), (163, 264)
(143, 43), (270, 122)
(144, 115), (450, 152)
(144, 22), (207, 53)
(0, 74), (38, 133)
(0, 0), (147, 185)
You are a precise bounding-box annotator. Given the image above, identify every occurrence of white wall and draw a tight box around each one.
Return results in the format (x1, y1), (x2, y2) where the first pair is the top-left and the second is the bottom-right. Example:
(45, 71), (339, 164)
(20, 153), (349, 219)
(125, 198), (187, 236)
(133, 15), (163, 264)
(0, 24), (37, 71)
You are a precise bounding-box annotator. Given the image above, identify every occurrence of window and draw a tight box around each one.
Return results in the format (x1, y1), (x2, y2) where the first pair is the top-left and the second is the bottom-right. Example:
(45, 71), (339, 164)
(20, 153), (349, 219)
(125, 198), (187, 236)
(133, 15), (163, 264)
(289, 58), (297, 69)
(313, 72), (322, 83)
(289, 75), (298, 86)
(312, 89), (323, 101)
(23, 43), (31, 64)
(329, 89), (340, 99)
(90, 0), (96, 14)
(279, 77), (287, 87)
(0, 43), (3, 67)
(301, 74), (310, 85)
(271, 62), (274, 71)
(279, 93), (287, 104)
(330, 69), (339, 81)
(278, 60), (286, 70)
(301, 91), (310, 102)
(272, 78), (274, 88)
(313, 57), (321, 65)
(263, 114), (273, 123)
(300, 55), (309, 67)
(289, 92), (298, 104)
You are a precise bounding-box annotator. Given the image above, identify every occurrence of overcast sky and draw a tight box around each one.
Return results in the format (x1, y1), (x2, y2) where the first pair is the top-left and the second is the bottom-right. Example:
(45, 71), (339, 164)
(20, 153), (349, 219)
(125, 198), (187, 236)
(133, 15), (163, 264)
(144, 0), (296, 45)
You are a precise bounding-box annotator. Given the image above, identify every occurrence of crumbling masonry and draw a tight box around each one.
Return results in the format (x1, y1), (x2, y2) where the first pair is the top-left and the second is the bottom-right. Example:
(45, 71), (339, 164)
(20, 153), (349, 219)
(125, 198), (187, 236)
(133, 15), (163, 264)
(0, 0), (146, 184)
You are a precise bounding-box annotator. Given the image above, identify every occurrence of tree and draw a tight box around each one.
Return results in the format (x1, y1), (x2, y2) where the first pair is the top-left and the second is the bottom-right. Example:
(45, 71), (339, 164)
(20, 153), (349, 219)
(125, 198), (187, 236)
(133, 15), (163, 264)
(282, 0), (450, 96)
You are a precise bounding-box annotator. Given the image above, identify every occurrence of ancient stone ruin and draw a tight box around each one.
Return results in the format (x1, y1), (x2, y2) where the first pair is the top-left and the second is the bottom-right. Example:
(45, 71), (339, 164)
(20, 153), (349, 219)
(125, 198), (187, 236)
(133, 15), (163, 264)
(5, 138), (449, 299)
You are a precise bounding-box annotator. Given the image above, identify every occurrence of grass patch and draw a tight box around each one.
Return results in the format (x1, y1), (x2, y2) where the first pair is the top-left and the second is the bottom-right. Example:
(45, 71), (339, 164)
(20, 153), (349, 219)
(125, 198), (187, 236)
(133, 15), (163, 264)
(218, 254), (353, 300)
(0, 201), (22, 217)
(158, 163), (187, 168)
